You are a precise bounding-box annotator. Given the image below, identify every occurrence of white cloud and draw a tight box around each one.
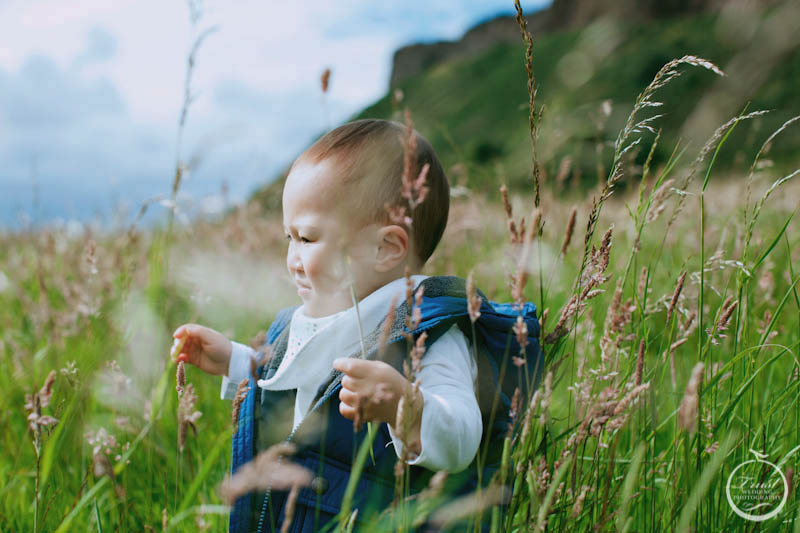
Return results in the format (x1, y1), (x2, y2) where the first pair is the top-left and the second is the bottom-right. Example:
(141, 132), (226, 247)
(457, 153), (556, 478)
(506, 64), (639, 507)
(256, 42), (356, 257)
(0, 0), (549, 227)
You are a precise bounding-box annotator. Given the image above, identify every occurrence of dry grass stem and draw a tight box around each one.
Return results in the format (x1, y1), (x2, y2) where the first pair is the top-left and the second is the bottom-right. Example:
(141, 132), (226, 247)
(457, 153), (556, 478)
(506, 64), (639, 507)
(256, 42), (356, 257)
(513, 0), (541, 207)
(280, 485), (301, 533)
(669, 110), (769, 228)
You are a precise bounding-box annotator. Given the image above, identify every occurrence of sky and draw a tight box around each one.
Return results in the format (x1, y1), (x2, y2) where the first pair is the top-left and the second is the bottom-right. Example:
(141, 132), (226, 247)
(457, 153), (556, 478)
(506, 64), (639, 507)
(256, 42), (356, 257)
(0, 0), (549, 229)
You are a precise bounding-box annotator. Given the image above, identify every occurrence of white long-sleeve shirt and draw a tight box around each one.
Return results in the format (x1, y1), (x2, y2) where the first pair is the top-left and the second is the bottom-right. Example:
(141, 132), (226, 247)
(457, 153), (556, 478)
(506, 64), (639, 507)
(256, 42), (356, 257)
(220, 275), (482, 473)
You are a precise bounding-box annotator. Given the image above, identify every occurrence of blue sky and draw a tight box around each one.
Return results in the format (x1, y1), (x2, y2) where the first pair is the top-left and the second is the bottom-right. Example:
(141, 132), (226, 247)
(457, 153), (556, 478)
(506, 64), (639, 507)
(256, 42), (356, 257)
(0, 0), (549, 229)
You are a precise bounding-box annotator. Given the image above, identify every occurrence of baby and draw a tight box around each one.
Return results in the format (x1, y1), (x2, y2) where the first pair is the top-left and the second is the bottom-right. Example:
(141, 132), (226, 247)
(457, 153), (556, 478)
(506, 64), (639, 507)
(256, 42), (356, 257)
(173, 119), (486, 531)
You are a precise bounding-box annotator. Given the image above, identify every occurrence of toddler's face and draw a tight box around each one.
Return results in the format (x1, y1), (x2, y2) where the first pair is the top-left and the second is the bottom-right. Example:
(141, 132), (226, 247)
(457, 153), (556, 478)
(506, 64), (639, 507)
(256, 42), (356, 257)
(282, 158), (381, 318)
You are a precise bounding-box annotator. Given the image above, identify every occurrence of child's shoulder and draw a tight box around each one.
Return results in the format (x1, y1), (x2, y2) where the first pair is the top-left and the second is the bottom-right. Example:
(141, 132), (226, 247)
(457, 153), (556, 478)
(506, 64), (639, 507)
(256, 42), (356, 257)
(416, 275), (469, 298)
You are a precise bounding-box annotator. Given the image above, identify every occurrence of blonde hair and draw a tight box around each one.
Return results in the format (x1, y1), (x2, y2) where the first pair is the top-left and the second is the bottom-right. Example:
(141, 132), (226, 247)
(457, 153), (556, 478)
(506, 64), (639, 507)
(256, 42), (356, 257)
(293, 119), (449, 265)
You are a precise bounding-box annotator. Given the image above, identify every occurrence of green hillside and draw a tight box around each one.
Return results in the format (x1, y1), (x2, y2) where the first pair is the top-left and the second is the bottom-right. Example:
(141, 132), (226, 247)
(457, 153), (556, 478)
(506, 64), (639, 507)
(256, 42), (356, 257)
(252, 9), (799, 208)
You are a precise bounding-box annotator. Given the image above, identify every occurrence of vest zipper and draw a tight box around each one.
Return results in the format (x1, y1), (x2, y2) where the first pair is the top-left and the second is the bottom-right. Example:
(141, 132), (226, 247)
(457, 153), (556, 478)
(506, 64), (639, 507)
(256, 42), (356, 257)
(256, 384), (334, 533)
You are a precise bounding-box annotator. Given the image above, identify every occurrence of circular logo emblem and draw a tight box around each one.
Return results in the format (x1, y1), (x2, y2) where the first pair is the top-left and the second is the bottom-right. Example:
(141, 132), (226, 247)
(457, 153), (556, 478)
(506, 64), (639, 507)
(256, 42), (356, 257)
(726, 449), (788, 522)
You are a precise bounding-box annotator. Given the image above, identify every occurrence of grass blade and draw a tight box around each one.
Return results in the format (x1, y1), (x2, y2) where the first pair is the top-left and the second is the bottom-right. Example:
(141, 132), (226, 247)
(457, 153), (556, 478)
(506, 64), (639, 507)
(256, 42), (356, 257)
(175, 430), (229, 515)
(676, 431), (737, 532)
(616, 443), (646, 533)
(752, 211), (796, 272)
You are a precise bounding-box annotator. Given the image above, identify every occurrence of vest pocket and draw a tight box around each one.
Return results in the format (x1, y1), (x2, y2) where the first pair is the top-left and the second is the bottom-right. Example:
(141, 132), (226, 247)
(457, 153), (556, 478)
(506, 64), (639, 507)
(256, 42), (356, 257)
(291, 450), (395, 522)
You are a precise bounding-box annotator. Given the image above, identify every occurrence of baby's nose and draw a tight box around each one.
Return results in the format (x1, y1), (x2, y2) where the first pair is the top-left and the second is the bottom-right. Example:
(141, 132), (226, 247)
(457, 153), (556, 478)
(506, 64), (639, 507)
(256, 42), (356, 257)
(287, 246), (303, 273)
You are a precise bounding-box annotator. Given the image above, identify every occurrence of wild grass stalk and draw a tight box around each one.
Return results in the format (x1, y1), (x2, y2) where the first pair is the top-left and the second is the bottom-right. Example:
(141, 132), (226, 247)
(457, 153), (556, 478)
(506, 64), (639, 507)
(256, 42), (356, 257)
(513, 0), (542, 208)
(166, 24), (218, 240)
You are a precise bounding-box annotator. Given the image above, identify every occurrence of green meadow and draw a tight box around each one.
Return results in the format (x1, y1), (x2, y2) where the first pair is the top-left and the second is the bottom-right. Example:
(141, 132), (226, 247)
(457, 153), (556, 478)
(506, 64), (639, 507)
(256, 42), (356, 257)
(2, 5), (800, 531)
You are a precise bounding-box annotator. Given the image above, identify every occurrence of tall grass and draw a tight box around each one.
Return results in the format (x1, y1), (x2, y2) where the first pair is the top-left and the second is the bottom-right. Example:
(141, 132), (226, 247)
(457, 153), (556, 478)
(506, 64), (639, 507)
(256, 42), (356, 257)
(1, 17), (800, 533)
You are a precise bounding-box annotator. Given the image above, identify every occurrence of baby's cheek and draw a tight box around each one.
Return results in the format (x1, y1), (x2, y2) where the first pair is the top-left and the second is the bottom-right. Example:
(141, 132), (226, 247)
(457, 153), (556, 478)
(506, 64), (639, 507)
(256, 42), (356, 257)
(317, 251), (348, 286)
(303, 252), (323, 282)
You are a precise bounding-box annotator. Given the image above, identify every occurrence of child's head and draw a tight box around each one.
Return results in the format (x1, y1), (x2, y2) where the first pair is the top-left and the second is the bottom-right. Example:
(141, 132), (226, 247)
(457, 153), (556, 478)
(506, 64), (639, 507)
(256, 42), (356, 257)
(282, 119), (449, 317)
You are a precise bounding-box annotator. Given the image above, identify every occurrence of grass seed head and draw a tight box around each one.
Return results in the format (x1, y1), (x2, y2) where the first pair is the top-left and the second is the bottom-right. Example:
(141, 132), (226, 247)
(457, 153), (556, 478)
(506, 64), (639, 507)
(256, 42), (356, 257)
(513, 315), (529, 353)
(429, 483), (509, 528)
(678, 362), (704, 433)
(666, 270), (687, 324)
(92, 451), (114, 479)
(637, 266), (649, 303)
(176, 361), (185, 397)
(177, 383), (202, 452)
(466, 271), (481, 323)
(218, 443), (312, 505)
(571, 485), (591, 518)
(561, 207), (577, 256)
(39, 370), (57, 406)
(646, 178), (675, 223)
(377, 295), (399, 359)
(231, 378), (249, 430)
(320, 68), (331, 94)
(539, 371), (553, 426)
(248, 330), (266, 350)
(635, 338), (645, 386)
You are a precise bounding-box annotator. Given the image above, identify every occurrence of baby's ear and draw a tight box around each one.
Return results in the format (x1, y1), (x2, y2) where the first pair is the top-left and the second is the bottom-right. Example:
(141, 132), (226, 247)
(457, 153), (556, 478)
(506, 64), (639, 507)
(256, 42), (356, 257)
(375, 225), (409, 272)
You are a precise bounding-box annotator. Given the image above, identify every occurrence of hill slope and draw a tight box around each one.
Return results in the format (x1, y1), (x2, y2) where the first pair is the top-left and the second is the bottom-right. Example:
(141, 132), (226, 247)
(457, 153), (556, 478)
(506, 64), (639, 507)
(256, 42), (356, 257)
(252, 3), (799, 209)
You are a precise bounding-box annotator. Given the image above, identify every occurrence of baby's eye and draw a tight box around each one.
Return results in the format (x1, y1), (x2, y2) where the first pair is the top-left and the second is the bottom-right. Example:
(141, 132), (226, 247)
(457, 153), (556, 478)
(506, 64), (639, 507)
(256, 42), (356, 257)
(285, 233), (311, 244)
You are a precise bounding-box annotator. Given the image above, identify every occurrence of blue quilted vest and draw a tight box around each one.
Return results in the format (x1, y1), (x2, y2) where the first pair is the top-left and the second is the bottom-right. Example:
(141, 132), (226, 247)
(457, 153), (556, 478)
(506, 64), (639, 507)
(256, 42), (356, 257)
(229, 276), (542, 533)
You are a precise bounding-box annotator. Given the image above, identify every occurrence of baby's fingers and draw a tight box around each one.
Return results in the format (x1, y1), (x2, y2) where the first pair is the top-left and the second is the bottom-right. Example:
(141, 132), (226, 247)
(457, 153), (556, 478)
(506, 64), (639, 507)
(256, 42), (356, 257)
(171, 324), (205, 363)
(333, 357), (373, 377)
(338, 400), (357, 420)
(333, 357), (353, 375)
(176, 350), (192, 363)
(339, 387), (358, 406)
(170, 335), (187, 361)
(173, 323), (203, 339)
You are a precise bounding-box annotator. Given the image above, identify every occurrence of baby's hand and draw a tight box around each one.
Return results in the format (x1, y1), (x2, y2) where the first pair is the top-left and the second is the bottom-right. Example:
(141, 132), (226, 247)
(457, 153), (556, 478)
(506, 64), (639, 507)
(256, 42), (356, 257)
(172, 324), (233, 376)
(333, 358), (413, 427)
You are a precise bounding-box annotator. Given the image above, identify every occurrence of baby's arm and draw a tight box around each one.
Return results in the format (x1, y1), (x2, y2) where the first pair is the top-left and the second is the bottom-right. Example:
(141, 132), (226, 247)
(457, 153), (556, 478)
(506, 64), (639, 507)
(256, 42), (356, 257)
(220, 342), (258, 399)
(335, 324), (482, 473)
(387, 324), (481, 473)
